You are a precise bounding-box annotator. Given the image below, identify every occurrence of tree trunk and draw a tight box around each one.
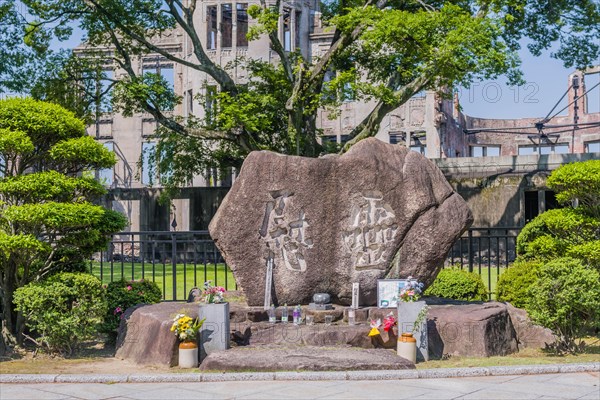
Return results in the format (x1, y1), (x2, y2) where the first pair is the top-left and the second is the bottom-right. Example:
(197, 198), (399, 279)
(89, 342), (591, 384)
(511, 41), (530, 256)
(0, 266), (17, 351)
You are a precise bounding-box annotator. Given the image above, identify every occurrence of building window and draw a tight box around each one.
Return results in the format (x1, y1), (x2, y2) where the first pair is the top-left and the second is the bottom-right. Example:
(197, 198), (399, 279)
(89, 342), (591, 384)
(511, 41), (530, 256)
(207, 6), (217, 49)
(524, 190), (538, 223)
(295, 11), (301, 49)
(322, 135), (337, 143)
(141, 142), (157, 185)
(96, 119), (113, 139)
(98, 142), (114, 187)
(410, 145), (427, 155)
(142, 59), (175, 110)
(221, 4), (233, 48)
(205, 85), (217, 124)
(96, 69), (113, 113)
(518, 143), (569, 155)
(142, 118), (158, 137)
(340, 135), (350, 144)
(282, 9), (291, 51)
(470, 145), (500, 157)
(389, 133), (403, 144)
(585, 141), (600, 153)
(237, 4), (248, 46)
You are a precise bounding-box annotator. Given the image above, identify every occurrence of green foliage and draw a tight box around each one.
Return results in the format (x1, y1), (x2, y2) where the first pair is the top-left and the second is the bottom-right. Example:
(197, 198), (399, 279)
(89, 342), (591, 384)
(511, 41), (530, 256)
(0, 99), (127, 343)
(9, 0), (598, 192)
(496, 260), (542, 309)
(567, 241), (600, 271)
(516, 208), (600, 260)
(0, 171), (105, 204)
(13, 272), (107, 355)
(547, 160), (600, 217)
(527, 258), (600, 354)
(50, 136), (117, 172)
(101, 279), (162, 339)
(517, 161), (600, 269)
(0, 98), (85, 144)
(424, 268), (488, 301)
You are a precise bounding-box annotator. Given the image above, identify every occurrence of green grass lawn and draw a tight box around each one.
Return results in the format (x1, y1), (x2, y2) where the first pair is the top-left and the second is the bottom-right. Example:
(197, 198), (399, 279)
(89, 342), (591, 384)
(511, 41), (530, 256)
(89, 260), (507, 302)
(89, 261), (236, 301)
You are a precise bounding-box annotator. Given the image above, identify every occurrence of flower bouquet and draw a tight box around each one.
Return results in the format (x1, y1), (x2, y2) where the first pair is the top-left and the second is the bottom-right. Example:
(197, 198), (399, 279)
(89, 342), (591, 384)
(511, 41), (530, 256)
(398, 276), (424, 302)
(170, 313), (204, 342)
(202, 280), (226, 304)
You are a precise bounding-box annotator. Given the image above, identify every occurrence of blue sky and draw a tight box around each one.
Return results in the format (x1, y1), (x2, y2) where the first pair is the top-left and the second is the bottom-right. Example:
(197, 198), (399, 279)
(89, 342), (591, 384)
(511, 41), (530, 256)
(53, 30), (600, 121)
(458, 49), (600, 120)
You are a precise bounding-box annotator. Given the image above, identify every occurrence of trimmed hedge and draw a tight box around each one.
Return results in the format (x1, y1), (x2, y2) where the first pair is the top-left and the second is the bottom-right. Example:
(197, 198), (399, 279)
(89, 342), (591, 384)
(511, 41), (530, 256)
(424, 268), (488, 301)
(14, 272), (106, 355)
(496, 260), (541, 309)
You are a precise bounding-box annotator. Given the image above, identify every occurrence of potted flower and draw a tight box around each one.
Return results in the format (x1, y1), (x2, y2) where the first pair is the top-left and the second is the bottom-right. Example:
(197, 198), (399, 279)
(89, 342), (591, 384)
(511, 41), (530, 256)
(198, 281), (230, 360)
(397, 276), (428, 362)
(171, 313), (204, 368)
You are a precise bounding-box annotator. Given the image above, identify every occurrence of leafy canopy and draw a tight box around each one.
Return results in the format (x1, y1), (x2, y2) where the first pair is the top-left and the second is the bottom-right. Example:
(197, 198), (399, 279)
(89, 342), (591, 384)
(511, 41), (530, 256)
(6, 0), (599, 191)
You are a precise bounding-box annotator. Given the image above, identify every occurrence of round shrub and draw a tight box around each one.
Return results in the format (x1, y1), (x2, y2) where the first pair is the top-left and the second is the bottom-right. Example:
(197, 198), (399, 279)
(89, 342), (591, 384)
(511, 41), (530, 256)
(516, 208), (599, 261)
(13, 272), (106, 355)
(567, 240), (600, 271)
(101, 279), (162, 339)
(424, 268), (488, 301)
(496, 260), (542, 309)
(527, 257), (600, 354)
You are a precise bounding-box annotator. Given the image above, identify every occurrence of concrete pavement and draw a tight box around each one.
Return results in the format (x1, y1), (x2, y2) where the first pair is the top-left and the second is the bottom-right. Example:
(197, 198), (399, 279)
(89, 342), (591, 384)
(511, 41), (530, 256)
(1, 371), (599, 400)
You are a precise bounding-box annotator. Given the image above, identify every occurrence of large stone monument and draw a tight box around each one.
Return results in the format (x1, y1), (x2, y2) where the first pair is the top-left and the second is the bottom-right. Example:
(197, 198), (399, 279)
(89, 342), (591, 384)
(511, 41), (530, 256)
(209, 138), (472, 306)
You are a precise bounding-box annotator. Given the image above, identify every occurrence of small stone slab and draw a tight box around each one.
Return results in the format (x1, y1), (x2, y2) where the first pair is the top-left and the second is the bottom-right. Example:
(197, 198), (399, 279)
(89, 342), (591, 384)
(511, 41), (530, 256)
(199, 344), (415, 371)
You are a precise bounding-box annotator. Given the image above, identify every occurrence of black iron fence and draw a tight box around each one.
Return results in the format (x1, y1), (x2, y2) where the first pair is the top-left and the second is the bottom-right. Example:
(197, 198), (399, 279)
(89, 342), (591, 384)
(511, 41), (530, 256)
(89, 231), (235, 301)
(91, 228), (521, 301)
(445, 227), (521, 299)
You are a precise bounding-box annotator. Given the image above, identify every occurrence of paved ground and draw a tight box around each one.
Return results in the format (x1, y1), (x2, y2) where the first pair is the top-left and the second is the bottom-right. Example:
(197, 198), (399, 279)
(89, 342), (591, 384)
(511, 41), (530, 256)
(1, 372), (599, 400)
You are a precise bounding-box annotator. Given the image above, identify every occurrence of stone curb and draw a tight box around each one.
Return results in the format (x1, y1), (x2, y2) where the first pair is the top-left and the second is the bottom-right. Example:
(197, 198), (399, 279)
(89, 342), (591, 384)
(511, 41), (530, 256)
(1, 363), (598, 384)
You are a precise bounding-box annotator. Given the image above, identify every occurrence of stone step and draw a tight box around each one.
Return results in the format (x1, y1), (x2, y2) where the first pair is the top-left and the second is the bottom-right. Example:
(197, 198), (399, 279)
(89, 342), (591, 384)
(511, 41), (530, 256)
(199, 344), (415, 372)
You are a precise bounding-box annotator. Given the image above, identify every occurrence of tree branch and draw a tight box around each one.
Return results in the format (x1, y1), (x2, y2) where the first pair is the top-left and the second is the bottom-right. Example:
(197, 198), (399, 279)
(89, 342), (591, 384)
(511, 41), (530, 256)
(340, 74), (430, 153)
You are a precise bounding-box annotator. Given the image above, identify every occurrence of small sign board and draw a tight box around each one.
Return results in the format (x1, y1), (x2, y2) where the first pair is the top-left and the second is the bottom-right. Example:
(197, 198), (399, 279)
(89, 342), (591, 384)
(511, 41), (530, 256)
(376, 279), (408, 308)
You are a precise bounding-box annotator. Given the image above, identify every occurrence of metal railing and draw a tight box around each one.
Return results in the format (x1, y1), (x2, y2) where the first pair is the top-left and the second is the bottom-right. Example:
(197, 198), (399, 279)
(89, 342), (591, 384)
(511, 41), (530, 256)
(89, 231), (235, 301)
(91, 228), (521, 302)
(445, 227), (521, 299)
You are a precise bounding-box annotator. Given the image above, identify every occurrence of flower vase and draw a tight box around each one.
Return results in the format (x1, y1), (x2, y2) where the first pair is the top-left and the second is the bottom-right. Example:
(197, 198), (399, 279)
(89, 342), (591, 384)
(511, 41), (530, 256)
(397, 332), (417, 363)
(397, 300), (428, 361)
(178, 341), (198, 368)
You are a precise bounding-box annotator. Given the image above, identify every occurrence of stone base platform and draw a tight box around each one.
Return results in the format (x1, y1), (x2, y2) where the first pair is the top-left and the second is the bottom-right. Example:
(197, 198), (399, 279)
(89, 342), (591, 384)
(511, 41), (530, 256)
(115, 299), (555, 367)
(199, 344), (415, 372)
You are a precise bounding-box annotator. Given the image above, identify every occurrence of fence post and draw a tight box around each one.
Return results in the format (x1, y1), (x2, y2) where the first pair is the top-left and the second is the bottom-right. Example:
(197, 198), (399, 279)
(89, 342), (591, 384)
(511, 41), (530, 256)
(172, 233), (177, 301)
(468, 229), (474, 273)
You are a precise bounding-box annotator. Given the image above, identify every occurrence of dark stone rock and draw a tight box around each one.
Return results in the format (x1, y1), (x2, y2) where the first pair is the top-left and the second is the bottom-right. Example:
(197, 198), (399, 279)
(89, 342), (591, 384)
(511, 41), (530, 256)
(187, 287), (202, 303)
(305, 307), (344, 323)
(228, 304), (248, 323)
(427, 302), (518, 358)
(504, 303), (556, 349)
(246, 308), (269, 322)
(209, 138), (472, 306)
(199, 344), (415, 371)
(115, 302), (198, 367)
(231, 321), (373, 348)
